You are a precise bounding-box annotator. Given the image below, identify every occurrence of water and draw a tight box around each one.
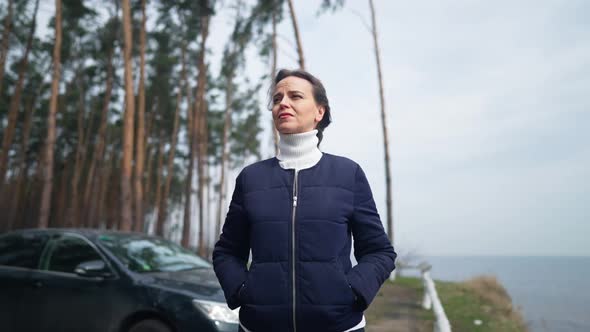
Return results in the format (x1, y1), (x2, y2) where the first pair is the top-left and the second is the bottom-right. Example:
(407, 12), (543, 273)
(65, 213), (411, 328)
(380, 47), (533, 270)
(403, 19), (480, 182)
(401, 256), (590, 332)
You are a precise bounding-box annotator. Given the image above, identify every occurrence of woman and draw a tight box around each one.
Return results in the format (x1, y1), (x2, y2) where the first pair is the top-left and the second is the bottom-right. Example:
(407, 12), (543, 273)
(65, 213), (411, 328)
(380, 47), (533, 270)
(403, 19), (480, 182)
(213, 69), (396, 332)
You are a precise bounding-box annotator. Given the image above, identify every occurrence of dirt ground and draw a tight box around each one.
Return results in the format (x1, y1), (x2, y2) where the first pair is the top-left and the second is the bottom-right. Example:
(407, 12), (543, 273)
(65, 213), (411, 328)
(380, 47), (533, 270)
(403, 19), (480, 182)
(365, 280), (434, 332)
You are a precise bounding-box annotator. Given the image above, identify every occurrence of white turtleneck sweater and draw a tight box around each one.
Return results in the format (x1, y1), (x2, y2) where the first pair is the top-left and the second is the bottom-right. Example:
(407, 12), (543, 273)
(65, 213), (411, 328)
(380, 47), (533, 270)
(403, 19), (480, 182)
(276, 129), (323, 171)
(239, 129), (366, 332)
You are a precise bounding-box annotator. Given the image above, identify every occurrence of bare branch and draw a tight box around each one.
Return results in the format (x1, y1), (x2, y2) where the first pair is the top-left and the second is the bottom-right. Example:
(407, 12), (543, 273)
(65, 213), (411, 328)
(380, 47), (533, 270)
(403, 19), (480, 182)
(349, 8), (371, 34)
(276, 33), (297, 52)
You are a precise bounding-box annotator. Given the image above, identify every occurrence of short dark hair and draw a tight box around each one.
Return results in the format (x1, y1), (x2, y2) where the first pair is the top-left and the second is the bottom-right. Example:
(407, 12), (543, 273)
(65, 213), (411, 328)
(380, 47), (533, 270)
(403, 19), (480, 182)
(269, 69), (332, 145)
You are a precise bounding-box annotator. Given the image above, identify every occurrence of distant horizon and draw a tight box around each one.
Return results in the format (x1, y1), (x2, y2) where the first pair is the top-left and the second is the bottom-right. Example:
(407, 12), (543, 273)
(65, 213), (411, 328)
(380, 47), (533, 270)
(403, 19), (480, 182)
(414, 254), (590, 331)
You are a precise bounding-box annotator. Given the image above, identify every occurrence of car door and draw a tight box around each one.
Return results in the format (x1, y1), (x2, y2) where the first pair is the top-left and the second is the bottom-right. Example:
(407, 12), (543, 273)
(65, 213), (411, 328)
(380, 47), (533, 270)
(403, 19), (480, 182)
(0, 231), (50, 332)
(33, 233), (117, 332)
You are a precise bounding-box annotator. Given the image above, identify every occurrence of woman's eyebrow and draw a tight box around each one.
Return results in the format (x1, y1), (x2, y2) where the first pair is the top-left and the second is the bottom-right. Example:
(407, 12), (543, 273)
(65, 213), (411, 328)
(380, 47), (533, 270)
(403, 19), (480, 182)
(273, 89), (305, 99)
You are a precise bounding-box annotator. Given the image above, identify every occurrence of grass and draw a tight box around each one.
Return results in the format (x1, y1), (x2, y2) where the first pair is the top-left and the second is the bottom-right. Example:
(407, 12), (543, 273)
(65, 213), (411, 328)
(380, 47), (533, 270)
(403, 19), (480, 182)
(434, 275), (527, 332)
(364, 275), (527, 332)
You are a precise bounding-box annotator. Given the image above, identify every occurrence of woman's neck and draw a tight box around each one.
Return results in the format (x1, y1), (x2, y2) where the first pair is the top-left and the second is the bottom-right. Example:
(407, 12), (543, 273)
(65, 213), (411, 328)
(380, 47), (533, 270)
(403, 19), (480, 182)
(277, 129), (322, 170)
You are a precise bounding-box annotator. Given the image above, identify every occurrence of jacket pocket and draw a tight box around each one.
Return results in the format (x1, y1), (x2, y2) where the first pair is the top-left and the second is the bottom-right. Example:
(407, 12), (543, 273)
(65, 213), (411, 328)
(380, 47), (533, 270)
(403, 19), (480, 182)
(237, 281), (248, 304)
(238, 264), (255, 304)
(300, 261), (356, 306)
(241, 262), (289, 305)
(333, 261), (356, 305)
(336, 261), (357, 305)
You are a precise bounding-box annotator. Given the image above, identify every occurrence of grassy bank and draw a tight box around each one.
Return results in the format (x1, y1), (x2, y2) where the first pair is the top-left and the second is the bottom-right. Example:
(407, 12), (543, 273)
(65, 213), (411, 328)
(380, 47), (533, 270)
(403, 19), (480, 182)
(436, 275), (527, 332)
(365, 276), (527, 332)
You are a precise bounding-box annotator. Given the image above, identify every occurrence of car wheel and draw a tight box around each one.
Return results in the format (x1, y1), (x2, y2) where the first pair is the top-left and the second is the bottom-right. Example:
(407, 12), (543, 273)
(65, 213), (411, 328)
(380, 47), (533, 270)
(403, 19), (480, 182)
(128, 319), (172, 332)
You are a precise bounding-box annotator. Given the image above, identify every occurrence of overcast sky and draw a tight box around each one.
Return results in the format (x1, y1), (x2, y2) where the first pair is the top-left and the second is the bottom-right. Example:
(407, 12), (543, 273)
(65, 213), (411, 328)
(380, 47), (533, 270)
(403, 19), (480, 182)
(36, 0), (590, 256)
(232, 0), (590, 256)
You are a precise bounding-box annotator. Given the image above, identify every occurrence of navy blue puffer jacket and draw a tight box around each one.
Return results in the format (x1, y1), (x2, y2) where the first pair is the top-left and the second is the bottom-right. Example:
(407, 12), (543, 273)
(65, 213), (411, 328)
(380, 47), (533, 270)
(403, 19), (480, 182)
(213, 153), (397, 332)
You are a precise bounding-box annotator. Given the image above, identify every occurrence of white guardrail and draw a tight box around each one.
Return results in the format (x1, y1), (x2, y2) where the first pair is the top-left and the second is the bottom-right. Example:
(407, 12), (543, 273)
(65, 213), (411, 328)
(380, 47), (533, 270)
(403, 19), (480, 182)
(408, 262), (452, 332)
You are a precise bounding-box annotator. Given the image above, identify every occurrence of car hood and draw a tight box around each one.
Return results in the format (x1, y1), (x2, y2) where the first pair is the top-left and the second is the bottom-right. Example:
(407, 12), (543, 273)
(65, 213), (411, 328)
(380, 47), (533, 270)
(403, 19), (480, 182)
(139, 268), (226, 302)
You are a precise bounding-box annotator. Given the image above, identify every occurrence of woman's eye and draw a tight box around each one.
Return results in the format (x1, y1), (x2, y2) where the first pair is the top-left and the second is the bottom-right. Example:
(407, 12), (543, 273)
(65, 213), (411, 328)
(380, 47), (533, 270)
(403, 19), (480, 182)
(292, 95), (302, 99)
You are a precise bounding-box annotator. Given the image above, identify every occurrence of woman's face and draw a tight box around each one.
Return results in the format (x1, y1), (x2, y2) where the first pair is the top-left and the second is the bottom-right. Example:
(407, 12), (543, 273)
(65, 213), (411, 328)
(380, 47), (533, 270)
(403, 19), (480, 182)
(271, 76), (325, 134)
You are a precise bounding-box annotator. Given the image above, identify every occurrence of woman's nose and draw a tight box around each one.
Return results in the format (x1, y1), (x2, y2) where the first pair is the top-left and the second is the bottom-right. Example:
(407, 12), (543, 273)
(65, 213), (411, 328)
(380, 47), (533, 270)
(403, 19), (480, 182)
(279, 96), (290, 109)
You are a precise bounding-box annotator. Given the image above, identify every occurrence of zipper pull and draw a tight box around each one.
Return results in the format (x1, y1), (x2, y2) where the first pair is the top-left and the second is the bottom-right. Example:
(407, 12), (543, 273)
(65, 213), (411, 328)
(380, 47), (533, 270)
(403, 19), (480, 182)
(293, 195), (298, 207)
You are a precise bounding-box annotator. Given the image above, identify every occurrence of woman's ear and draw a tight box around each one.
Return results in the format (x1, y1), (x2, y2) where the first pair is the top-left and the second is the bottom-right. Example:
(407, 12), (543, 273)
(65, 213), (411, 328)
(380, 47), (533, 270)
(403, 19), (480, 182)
(315, 106), (325, 123)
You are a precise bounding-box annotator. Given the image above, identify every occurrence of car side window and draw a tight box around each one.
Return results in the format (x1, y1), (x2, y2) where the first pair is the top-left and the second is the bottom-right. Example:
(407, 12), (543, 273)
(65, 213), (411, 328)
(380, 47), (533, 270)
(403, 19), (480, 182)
(0, 233), (49, 269)
(46, 236), (104, 274)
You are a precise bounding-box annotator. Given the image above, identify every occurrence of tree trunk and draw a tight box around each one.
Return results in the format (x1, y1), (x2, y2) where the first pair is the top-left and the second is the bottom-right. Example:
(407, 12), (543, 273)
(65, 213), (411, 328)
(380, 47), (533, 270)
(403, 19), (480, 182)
(205, 153), (212, 258)
(19, 172), (38, 229)
(271, 10), (279, 155)
(153, 131), (166, 236)
(157, 89), (181, 238)
(216, 74), (233, 239)
(12, 162), (33, 230)
(142, 100), (157, 213)
(287, 0), (305, 70)
(143, 141), (154, 217)
(95, 128), (115, 230)
(198, 90), (209, 256)
(11, 73), (43, 229)
(105, 156), (118, 230)
(55, 159), (70, 228)
(196, 17), (210, 256)
(133, 0), (147, 232)
(368, 0), (393, 244)
(7, 92), (37, 230)
(181, 42), (195, 241)
(145, 100), (156, 150)
(182, 42), (194, 249)
(106, 171), (117, 229)
(38, 0), (62, 228)
(0, 0), (13, 95)
(120, 0), (136, 231)
(182, 47), (193, 132)
(83, 48), (114, 225)
(184, 14), (209, 250)
(182, 135), (194, 247)
(157, 44), (187, 237)
(76, 102), (97, 223)
(0, 0), (39, 186)
(94, 151), (114, 229)
(66, 68), (86, 227)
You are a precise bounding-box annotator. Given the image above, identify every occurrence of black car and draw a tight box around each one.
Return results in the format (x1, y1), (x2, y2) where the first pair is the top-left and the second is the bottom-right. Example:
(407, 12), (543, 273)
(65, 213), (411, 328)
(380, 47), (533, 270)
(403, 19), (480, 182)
(0, 228), (240, 332)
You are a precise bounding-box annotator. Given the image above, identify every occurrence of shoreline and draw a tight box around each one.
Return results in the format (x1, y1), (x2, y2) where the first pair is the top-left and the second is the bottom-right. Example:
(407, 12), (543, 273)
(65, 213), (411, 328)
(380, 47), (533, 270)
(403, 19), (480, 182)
(366, 275), (527, 331)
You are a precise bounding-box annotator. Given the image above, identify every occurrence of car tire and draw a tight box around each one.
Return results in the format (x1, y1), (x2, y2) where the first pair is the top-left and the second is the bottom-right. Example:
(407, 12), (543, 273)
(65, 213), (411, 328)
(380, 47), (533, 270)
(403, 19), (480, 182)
(128, 319), (172, 332)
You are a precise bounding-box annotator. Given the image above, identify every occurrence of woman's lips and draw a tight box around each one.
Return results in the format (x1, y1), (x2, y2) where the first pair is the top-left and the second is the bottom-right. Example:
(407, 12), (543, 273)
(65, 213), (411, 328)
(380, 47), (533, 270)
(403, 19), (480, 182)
(279, 113), (293, 119)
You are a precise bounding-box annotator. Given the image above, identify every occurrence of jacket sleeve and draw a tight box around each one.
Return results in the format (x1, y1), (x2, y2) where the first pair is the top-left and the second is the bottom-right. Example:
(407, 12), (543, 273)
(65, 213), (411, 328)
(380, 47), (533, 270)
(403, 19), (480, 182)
(346, 164), (397, 311)
(212, 171), (250, 309)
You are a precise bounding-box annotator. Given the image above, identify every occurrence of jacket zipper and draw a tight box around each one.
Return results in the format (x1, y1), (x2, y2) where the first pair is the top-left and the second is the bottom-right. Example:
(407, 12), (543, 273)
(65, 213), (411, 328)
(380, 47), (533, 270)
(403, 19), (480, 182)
(291, 170), (299, 332)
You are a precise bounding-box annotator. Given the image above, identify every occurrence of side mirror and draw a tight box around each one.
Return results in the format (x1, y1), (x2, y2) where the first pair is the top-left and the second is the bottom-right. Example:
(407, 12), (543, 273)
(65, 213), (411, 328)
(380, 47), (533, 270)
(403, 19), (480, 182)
(74, 260), (112, 278)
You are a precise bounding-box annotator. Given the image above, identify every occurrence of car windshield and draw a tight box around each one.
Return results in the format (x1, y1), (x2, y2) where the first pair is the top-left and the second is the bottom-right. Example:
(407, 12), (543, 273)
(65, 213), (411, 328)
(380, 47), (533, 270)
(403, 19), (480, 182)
(98, 234), (211, 273)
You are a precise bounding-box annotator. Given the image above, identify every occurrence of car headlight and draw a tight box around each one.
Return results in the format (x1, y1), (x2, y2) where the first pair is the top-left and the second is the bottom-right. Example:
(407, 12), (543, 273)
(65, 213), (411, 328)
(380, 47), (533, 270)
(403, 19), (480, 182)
(192, 299), (239, 324)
